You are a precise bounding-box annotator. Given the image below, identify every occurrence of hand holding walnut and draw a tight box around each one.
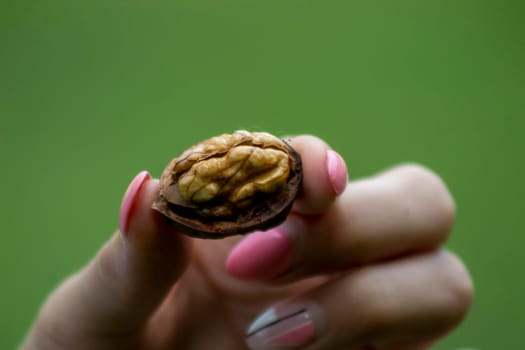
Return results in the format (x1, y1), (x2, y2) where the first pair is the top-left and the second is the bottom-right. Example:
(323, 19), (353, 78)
(21, 134), (473, 350)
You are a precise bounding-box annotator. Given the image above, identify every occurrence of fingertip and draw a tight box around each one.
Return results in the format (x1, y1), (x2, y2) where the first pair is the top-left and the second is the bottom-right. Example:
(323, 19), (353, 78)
(288, 135), (348, 214)
(120, 170), (151, 236)
(326, 149), (348, 196)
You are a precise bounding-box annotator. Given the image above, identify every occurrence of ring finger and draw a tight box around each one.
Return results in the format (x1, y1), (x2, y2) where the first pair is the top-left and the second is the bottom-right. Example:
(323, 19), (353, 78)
(246, 249), (473, 350)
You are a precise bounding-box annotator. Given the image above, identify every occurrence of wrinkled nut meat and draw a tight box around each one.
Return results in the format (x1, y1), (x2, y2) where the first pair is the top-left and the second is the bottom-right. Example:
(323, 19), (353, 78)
(152, 130), (303, 238)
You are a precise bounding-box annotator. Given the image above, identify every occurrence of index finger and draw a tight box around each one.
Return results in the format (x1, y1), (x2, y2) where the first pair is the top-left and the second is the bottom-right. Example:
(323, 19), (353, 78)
(287, 135), (348, 215)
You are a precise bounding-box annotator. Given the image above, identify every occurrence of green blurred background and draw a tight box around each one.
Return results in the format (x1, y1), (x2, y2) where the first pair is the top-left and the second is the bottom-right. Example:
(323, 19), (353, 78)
(1, 0), (523, 348)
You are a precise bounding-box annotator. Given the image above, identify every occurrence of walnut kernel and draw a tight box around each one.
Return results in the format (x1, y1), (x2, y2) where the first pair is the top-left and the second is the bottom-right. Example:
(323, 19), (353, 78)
(152, 130), (302, 238)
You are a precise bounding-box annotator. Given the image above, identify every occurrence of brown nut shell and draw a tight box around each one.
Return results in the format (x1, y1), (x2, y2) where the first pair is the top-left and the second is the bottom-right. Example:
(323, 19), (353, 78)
(152, 130), (302, 238)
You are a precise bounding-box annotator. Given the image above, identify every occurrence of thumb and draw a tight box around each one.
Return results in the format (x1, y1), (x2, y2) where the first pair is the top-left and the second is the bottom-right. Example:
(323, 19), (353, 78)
(24, 171), (191, 348)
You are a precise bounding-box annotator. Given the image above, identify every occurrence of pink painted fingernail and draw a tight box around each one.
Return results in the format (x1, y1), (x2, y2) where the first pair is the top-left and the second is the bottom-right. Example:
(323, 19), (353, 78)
(226, 229), (292, 280)
(326, 149), (348, 195)
(119, 171), (151, 236)
(246, 301), (325, 349)
(226, 217), (302, 280)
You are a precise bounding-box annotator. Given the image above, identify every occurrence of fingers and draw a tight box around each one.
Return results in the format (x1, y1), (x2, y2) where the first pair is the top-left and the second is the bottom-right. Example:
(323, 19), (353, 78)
(227, 164), (455, 281)
(291, 164), (456, 275)
(287, 135), (348, 215)
(246, 250), (473, 350)
(24, 172), (191, 349)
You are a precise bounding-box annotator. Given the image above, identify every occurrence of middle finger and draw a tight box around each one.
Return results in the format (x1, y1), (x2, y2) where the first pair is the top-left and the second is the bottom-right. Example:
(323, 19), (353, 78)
(227, 164), (456, 281)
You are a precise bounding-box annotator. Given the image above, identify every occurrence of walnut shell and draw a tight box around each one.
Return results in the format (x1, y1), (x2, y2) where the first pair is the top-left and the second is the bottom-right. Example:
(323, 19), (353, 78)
(152, 130), (302, 238)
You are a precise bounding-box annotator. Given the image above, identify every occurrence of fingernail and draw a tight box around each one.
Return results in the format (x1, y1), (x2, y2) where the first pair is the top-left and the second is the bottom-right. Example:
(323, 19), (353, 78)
(120, 171), (151, 236)
(326, 149), (348, 195)
(246, 301), (325, 349)
(226, 217), (303, 280)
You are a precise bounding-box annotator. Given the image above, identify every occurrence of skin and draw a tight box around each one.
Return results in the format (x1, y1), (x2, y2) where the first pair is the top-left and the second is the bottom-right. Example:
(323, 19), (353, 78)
(21, 135), (473, 350)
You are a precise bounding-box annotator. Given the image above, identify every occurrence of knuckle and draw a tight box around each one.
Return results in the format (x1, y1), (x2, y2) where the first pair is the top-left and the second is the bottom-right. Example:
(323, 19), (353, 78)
(397, 164), (445, 192)
(442, 251), (474, 317)
(336, 251), (473, 342)
(92, 238), (129, 302)
(96, 240), (121, 285)
(350, 273), (401, 333)
(398, 163), (457, 233)
(31, 278), (81, 350)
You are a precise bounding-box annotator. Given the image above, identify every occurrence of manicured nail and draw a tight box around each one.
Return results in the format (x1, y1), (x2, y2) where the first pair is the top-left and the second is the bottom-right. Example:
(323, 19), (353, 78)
(326, 149), (348, 195)
(226, 217), (302, 280)
(246, 301), (325, 349)
(119, 171), (151, 236)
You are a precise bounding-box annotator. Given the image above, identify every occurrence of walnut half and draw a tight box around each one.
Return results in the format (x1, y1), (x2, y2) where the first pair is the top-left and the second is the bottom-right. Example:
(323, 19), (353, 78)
(152, 130), (303, 238)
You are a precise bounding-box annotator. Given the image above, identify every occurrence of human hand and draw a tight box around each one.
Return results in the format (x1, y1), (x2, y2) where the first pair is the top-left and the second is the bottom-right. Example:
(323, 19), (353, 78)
(22, 135), (473, 350)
